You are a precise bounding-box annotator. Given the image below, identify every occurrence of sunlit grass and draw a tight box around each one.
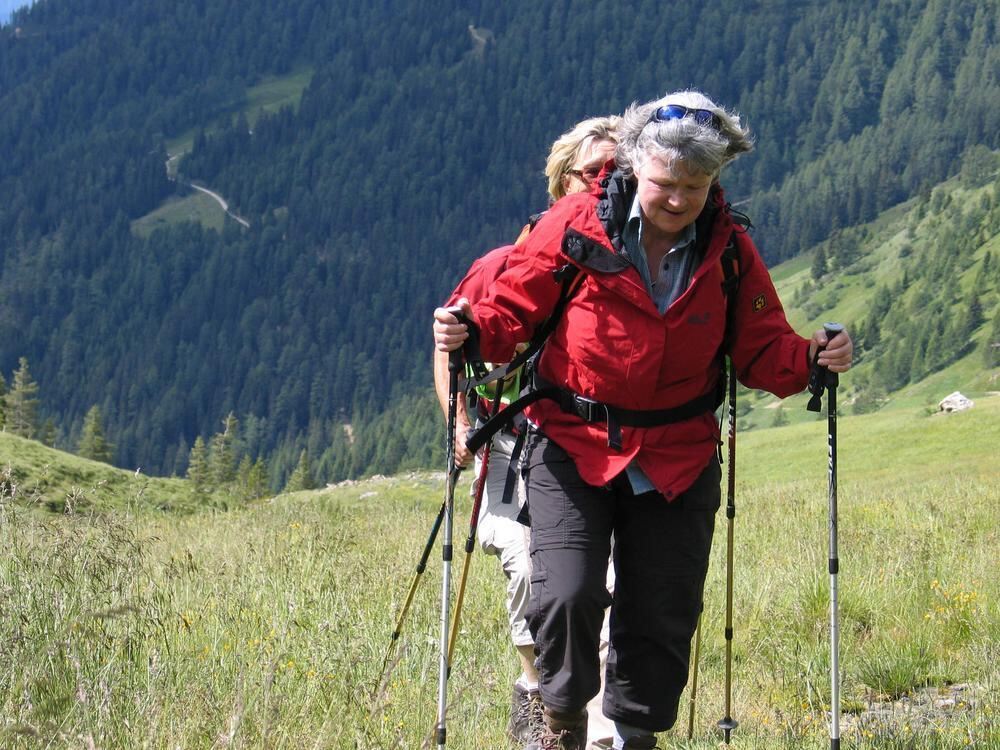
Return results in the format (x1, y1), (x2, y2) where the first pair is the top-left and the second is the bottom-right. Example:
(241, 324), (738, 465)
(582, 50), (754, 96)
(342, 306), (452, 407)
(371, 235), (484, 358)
(1, 398), (997, 748)
(131, 190), (227, 237)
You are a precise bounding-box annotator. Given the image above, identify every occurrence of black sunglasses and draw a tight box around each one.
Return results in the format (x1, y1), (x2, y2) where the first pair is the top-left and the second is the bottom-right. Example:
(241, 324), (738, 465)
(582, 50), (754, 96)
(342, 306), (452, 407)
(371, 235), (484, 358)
(566, 165), (604, 182)
(649, 104), (722, 130)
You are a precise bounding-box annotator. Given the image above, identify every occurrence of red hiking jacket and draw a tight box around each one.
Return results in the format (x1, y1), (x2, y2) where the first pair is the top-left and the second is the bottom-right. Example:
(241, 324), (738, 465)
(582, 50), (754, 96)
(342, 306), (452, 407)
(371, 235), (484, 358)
(471, 179), (811, 500)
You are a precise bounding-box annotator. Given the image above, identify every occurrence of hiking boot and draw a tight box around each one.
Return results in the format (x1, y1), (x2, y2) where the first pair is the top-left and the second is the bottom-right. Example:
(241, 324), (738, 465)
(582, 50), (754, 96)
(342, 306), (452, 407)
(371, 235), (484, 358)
(525, 707), (587, 750)
(508, 683), (544, 743)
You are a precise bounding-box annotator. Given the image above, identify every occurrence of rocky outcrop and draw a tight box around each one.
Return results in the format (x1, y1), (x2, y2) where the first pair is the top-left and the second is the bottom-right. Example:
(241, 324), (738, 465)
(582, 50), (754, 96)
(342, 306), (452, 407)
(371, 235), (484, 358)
(938, 392), (974, 412)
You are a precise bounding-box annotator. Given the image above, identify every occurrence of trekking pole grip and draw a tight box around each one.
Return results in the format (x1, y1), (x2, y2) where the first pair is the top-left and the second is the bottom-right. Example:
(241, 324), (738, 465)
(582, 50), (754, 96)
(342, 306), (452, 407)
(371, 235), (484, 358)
(823, 323), (843, 389)
(807, 322), (843, 411)
(444, 306), (470, 374)
(444, 305), (488, 381)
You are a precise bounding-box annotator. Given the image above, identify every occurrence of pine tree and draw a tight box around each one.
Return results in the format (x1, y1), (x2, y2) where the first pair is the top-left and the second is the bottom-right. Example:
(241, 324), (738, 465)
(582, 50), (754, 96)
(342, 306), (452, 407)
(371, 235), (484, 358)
(928, 324), (951, 371)
(984, 308), (1000, 368)
(811, 246), (827, 280)
(40, 418), (57, 447)
(173, 436), (190, 477)
(862, 314), (881, 354)
(187, 436), (211, 493)
(236, 455), (253, 500)
(5, 357), (40, 439)
(958, 294), (985, 344)
(284, 449), (314, 492)
(209, 412), (239, 486)
(852, 383), (886, 415)
(78, 405), (114, 463)
(238, 455), (269, 501)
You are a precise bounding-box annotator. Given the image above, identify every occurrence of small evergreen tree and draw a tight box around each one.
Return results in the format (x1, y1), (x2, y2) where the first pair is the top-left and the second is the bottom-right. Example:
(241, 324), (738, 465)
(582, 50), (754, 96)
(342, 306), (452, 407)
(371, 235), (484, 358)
(237, 455), (269, 501)
(958, 294), (985, 343)
(209, 412), (239, 486)
(984, 308), (1000, 368)
(862, 314), (881, 354)
(284, 449), (314, 492)
(78, 405), (114, 463)
(852, 384), (886, 415)
(173, 436), (190, 477)
(40, 418), (57, 447)
(959, 144), (999, 189)
(770, 405), (789, 427)
(0, 372), (6, 429)
(249, 457), (269, 499)
(811, 246), (827, 280)
(5, 357), (40, 439)
(236, 455), (253, 501)
(187, 436), (211, 493)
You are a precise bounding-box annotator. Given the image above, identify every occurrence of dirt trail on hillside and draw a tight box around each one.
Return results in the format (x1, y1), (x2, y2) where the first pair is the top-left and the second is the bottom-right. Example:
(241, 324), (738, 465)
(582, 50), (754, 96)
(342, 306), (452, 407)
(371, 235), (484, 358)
(187, 182), (250, 228)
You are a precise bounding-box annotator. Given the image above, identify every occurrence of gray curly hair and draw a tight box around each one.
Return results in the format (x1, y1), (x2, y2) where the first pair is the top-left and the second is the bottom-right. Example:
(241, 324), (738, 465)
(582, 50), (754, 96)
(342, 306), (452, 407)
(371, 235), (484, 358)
(615, 90), (753, 180)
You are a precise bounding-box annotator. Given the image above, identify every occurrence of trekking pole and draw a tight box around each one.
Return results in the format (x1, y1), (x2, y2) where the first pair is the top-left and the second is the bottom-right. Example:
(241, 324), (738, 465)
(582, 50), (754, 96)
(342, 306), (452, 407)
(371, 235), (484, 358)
(380, 499), (446, 681)
(718, 361), (738, 744)
(447, 436), (492, 670)
(806, 323), (844, 750)
(435, 339), (465, 749)
(686, 608), (703, 740)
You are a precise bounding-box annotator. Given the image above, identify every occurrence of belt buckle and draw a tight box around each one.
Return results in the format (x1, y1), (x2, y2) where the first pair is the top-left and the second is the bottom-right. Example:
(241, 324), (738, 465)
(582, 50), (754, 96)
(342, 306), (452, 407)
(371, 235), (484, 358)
(573, 394), (606, 423)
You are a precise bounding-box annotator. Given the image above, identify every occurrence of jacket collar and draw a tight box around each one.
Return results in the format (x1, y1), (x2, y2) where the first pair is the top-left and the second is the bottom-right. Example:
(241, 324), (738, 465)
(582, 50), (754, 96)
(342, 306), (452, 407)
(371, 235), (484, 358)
(595, 168), (726, 259)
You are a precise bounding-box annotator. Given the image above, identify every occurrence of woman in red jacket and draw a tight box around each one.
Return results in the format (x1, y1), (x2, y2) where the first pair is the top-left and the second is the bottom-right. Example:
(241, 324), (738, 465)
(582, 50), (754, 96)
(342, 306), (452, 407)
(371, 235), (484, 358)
(434, 90), (853, 750)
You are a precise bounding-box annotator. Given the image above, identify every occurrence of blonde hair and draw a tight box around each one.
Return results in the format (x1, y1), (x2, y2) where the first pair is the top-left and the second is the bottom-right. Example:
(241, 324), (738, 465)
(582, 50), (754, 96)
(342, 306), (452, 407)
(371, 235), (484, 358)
(544, 115), (621, 201)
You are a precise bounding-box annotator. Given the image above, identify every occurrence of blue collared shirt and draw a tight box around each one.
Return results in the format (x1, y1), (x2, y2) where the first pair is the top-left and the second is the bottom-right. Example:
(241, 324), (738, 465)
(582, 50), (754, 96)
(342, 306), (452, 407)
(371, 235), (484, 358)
(620, 196), (698, 494)
(621, 195), (698, 314)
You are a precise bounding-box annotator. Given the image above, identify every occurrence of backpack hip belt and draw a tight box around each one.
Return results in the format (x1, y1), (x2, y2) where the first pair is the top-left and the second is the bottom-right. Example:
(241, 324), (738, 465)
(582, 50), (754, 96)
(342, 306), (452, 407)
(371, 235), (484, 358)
(533, 372), (722, 450)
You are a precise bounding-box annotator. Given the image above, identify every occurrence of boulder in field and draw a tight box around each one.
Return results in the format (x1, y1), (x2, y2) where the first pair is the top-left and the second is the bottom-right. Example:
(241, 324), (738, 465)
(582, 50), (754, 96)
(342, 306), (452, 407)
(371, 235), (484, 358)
(938, 392), (974, 413)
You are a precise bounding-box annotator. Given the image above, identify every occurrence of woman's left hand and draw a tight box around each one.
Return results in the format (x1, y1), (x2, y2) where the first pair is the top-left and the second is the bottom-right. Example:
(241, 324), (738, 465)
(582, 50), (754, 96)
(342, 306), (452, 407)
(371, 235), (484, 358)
(808, 328), (853, 372)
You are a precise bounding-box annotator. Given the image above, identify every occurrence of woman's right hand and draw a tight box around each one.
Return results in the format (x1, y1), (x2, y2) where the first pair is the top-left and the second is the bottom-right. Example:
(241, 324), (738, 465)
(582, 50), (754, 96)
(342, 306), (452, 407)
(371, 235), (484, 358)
(433, 298), (473, 352)
(453, 418), (474, 468)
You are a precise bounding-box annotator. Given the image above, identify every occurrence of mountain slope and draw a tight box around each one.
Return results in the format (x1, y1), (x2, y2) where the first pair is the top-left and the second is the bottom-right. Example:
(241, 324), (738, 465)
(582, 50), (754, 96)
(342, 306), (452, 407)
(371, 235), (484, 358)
(746, 159), (1000, 428)
(0, 0), (996, 484)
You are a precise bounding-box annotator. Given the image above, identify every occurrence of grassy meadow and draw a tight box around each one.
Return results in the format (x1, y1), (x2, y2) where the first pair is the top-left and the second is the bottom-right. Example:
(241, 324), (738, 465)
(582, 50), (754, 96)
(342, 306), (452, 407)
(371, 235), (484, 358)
(1, 397), (998, 749)
(131, 190), (229, 238)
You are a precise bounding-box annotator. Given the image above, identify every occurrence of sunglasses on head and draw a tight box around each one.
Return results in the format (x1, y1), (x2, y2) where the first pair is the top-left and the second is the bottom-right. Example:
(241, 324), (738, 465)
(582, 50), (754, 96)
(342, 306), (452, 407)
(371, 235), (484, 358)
(649, 104), (722, 130)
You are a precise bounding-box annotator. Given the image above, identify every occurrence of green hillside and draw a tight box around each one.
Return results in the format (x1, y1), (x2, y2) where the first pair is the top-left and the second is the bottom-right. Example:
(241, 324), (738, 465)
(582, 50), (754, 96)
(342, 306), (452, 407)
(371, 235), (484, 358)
(745, 160), (1000, 429)
(164, 66), (313, 172)
(131, 189), (228, 236)
(1, 0), (997, 488)
(0, 431), (195, 513)
(2, 393), (996, 748)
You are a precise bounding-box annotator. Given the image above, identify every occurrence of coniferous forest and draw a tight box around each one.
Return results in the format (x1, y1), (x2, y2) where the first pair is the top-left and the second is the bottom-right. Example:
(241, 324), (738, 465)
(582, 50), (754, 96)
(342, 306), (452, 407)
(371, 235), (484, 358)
(0, 0), (998, 488)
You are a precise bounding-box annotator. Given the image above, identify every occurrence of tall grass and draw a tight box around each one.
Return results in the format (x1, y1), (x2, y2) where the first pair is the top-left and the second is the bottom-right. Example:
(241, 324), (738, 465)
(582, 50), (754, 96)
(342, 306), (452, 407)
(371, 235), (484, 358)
(1, 399), (998, 748)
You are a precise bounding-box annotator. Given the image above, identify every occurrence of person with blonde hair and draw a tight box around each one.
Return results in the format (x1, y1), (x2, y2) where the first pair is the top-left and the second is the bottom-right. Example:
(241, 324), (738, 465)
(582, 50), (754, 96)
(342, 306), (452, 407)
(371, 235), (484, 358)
(544, 116), (621, 202)
(435, 90), (853, 749)
(434, 114), (620, 747)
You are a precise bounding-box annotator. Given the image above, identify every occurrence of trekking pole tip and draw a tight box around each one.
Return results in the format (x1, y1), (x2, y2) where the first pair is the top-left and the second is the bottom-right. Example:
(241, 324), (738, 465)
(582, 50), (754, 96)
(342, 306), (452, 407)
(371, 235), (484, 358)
(717, 716), (738, 744)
